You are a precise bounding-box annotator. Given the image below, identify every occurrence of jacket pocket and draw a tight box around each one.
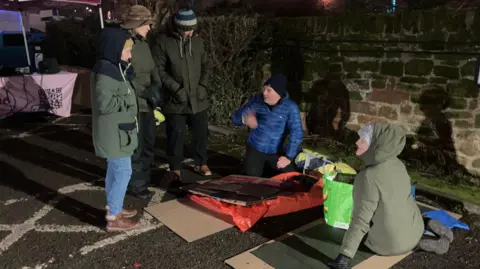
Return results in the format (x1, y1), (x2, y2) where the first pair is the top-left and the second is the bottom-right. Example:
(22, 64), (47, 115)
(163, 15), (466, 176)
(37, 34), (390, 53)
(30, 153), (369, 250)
(197, 85), (207, 101)
(118, 122), (137, 149)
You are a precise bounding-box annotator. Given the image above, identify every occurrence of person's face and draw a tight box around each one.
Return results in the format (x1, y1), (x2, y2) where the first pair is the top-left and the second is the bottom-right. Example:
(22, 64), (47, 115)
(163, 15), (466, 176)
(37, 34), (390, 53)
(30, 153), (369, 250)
(121, 48), (132, 61)
(355, 137), (369, 156)
(135, 24), (151, 38)
(263, 85), (281, 105)
(183, 30), (194, 37)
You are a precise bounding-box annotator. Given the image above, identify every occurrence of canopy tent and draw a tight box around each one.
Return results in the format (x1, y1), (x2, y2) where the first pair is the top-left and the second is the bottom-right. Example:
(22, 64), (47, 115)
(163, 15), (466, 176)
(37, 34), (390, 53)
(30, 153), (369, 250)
(1, 0), (102, 71)
(0, 0), (100, 13)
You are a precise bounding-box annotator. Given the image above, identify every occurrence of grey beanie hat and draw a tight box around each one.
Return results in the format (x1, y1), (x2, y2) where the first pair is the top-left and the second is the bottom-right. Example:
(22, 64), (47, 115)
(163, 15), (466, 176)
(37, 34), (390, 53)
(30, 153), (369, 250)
(358, 123), (374, 146)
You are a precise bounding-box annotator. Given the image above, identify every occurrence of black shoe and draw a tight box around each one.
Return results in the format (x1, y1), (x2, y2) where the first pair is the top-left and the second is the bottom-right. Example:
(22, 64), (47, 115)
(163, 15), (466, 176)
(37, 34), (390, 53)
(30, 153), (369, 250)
(127, 189), (154, 200)
(167, 180), (187, 197)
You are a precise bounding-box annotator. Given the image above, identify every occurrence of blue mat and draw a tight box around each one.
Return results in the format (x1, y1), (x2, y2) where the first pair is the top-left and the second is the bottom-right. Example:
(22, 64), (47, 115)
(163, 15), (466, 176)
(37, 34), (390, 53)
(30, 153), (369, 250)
(423, 210), (470, 230)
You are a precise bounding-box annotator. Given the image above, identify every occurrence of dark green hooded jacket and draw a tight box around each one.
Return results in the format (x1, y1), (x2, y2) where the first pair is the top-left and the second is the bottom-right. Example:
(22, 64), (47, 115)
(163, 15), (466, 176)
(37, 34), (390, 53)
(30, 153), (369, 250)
(340, 123), (424, 258)
(151, 21), (211, 114)
(90, 28), (138, 159)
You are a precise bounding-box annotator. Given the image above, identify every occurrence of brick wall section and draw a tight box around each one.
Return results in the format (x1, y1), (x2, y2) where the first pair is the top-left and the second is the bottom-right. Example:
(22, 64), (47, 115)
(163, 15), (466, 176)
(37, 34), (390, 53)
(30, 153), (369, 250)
(261, 8), (480, 177)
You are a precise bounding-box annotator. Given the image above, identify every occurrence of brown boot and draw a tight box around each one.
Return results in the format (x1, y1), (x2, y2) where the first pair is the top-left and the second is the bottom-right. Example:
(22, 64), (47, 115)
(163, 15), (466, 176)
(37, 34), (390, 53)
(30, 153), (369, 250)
(171, 169), (182, 181)
(105, 206), (138, 218)
(194, 165), (212, 176)
(172, 170), (181, 177)
(106, 214), (140, 232)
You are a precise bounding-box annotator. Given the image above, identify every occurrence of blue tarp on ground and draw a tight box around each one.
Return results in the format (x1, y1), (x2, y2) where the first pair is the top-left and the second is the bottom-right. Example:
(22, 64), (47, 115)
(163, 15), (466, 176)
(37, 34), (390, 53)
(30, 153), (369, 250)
(423, 210), (470, 230)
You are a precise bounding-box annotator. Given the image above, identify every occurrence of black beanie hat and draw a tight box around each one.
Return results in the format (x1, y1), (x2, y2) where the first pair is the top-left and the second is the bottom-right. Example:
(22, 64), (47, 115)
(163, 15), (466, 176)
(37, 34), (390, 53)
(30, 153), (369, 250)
(264, 74), (287, 97)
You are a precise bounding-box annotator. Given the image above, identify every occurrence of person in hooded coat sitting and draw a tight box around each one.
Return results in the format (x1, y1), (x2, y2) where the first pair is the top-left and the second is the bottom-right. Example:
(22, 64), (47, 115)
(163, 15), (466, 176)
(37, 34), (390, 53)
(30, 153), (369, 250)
(328, 123), (454, 269)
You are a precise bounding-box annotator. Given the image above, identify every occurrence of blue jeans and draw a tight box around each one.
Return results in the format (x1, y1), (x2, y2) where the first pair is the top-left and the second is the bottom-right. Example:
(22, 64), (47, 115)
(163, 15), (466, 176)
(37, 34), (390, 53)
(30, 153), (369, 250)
(105, 157), (132, 216)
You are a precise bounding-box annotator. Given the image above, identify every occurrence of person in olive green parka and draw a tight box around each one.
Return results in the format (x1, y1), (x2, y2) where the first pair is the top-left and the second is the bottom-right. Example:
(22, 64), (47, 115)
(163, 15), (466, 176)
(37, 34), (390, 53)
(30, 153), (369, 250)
(329, 123), (454, 269)
(91, 27), (140, 232)
(121, 5), (161, 200)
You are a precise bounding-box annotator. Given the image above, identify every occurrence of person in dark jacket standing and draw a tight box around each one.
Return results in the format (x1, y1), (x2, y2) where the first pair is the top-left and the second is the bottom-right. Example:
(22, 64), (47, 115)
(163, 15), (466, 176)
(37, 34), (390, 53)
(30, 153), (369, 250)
(121, 5), (161, 199)
(91, 27), (140, 231)
(232, 74), (304, 177)
(152, 8), (212, 179)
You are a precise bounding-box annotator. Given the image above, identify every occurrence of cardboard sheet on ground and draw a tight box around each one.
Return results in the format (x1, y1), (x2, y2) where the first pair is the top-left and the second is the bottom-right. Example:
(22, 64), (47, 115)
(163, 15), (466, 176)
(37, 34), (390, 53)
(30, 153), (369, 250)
(225, 202), (461, 269)
(252, 222), (374, 269)
(144, 198), (234, 242)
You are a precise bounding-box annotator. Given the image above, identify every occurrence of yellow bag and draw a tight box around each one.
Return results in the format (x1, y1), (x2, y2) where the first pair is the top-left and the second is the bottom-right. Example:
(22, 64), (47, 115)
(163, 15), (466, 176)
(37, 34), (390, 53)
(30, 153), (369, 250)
(295, 148), (357, 175)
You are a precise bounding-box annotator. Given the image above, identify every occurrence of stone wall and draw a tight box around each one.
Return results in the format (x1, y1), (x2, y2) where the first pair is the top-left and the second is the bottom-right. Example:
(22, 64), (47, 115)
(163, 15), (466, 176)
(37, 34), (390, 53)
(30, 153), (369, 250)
(265, 8), (480, 178)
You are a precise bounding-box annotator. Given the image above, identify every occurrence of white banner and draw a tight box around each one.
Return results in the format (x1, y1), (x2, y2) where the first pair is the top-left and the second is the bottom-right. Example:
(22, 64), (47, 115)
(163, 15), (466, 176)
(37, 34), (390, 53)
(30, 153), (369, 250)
(0, 72), (78, 119)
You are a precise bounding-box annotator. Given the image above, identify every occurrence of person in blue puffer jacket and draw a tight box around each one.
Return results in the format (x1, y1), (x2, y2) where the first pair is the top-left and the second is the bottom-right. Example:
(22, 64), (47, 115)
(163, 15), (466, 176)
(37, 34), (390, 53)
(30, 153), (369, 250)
(232, 74), (304, 177)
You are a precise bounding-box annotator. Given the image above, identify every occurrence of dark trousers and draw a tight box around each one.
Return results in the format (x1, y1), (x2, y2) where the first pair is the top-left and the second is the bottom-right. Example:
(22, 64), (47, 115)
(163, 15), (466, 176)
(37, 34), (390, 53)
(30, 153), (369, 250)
(244, 144), (296, 177)
(165, 110), (208, 171)
(128, 108), (156, 192)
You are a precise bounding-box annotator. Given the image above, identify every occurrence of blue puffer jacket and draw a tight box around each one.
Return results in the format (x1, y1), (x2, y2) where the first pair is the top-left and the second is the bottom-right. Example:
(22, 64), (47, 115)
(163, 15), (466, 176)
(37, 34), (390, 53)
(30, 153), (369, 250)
(232, 93), (304, 160)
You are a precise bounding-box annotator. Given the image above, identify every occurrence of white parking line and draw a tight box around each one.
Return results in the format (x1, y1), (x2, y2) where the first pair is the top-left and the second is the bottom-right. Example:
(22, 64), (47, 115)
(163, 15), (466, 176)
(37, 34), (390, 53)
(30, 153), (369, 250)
(0, 182), (165, 259)
(79, 222), (163, 256)
(34, 225), (105, 233)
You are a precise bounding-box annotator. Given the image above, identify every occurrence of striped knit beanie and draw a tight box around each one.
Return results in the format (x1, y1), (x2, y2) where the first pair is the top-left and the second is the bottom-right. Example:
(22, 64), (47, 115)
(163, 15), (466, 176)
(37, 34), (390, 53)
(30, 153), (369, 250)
(174, 9), (197, 31)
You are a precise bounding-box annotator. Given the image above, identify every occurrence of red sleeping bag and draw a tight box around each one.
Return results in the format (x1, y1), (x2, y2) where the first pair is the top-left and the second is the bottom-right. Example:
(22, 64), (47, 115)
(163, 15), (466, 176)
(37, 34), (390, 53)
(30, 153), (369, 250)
(187, 172), (325, 232)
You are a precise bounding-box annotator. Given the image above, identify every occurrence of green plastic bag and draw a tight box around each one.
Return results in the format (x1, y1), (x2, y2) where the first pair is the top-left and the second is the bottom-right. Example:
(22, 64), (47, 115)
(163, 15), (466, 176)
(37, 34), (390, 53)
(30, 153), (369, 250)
(322, 171), (355, 230)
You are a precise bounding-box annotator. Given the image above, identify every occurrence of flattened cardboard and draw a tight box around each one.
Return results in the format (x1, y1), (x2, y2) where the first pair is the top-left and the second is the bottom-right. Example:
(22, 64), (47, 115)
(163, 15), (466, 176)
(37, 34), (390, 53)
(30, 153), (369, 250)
(251, 222), (375, 269)
(225, 220), (324, 269)
(144, 197), (234, 242)
(225, 202), (462, 269)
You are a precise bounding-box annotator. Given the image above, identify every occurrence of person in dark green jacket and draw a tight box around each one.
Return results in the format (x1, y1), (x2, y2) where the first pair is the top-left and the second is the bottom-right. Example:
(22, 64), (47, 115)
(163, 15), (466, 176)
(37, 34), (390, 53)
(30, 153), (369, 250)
(329, 123), (454, 269)
(152, 8), (212, 179)
(121, 5), (161, 200)
(91, 27), (140, 232)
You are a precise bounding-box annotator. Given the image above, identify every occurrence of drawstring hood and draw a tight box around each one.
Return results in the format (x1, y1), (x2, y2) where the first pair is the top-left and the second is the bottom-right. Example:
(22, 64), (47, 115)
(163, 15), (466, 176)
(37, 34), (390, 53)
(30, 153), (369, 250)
(173, 30), (192, 58)
(188, 36), (192, 56)
(171, 8), (196, 58)
(180, 35), (193, 58)
(166, 19), (193, 58)
(119, 62), (132, 94)
(178, 38), (183, 58)
(118, 61), (138, 132)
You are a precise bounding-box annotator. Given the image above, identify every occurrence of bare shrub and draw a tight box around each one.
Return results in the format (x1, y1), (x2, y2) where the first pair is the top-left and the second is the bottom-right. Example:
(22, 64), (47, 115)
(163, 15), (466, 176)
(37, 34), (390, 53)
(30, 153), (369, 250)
(196, 15), (272, 125)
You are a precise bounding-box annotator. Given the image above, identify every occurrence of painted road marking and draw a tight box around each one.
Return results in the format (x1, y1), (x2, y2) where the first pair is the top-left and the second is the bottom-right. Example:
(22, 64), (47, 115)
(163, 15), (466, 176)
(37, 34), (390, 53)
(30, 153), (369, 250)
(0, 123), (239, 267)
(0, 181), (165, 265)
(79, 222), (162, 256)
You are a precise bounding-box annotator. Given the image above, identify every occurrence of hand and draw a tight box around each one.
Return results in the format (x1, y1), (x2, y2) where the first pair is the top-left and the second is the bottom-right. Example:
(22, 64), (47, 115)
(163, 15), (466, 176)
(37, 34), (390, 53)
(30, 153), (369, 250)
(277, 156), (291, 169)
(243, 111), (258, 129)
(173, 88), (188, 104)
(328, 254), (351, 269)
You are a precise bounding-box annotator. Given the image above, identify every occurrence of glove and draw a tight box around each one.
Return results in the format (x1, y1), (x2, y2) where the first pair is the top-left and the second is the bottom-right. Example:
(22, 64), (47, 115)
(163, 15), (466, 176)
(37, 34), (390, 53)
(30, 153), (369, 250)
(328, 254), (351, 269)
(141, 84), (163, 108)
(154, 109), (165, 124)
